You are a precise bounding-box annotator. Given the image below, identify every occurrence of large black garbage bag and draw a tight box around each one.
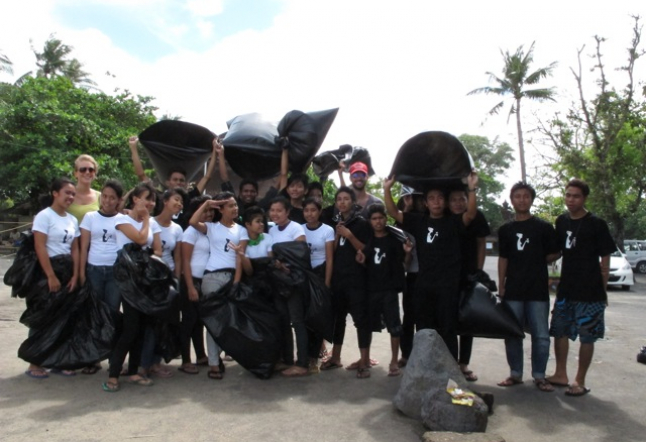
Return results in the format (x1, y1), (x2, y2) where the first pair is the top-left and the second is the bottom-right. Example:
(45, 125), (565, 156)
(139, 120), (215, 184)
(390, 131), (474, 191)
(3, 232), (38, 299)
(311, 144), (353, 180)
(457, 282), (524, 339)
(113, 243), (179, 320)
(270, 241), (334, 341)
(17, 255), (119, 369)
(200, 280), (281, 379)
(344, 146), (376, 176)
(222, 108), (338, 179)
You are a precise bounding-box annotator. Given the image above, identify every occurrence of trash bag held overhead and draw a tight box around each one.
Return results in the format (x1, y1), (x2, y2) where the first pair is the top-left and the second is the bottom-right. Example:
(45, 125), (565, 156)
(139, 120), (215, 184)
(390, 131), (474, 191)
(222, 108), (339, 180)
(311, 144), (376, 180)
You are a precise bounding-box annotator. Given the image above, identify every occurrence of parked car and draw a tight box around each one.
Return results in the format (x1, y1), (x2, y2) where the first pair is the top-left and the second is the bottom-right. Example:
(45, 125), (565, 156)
(623, 240), (646, 273)
(608, 249), (634, 291)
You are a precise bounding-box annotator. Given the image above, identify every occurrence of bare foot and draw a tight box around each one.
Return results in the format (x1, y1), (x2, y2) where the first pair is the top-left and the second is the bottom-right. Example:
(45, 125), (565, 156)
(282, 366), (308, 377)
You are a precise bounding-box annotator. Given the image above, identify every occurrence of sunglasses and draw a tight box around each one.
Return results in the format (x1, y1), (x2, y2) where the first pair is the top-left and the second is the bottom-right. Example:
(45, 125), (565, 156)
(351, 172), (367, 178)
(78, 167), (96, 173)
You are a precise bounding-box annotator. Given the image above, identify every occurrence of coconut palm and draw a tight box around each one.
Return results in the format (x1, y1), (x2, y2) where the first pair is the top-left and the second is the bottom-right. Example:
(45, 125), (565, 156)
(33, 36), (96, 88)
(1, 51), (13, 75)
(468, 42), (556, 182)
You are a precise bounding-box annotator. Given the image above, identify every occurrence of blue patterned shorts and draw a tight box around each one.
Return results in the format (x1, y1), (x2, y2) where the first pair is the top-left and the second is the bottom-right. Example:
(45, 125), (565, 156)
(549, 298), (606, 344)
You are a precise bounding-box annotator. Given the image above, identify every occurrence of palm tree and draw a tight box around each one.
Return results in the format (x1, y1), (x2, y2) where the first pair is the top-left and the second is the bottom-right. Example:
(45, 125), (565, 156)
(468, 42), (556, 182)
(0, 51), (13, 75)
(33, 36), (95, 87)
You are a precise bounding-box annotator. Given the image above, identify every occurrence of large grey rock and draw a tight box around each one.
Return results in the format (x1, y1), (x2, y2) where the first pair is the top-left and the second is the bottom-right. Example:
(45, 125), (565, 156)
(422, 432), (505, 442)
(393, 329), (489, 433)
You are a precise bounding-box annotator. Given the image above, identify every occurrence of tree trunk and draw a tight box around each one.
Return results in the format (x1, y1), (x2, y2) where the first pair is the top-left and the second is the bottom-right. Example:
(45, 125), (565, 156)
(515, 98), (527, 182)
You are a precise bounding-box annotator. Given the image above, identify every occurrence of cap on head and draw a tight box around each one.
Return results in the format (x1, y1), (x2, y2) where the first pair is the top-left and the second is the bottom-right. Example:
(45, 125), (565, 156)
(349, 162), (369, 175)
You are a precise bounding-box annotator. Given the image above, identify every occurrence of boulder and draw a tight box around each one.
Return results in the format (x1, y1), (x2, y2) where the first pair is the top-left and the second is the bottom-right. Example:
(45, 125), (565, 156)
(422, 432), (505, 442)
(393, 329), (489, 433)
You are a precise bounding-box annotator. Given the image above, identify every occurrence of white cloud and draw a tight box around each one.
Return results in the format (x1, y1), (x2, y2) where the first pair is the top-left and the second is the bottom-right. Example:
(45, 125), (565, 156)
(186, 0), (224, 17)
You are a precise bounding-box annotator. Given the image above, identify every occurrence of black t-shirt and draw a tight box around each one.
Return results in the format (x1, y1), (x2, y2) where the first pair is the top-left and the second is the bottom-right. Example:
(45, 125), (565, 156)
(460, 210), (490, 280)
(402, 212), (464, 289)
(498, 216), (559, 302)
(556, 212), (616, 302)
(331, 216), (371, 288)
(289, 206), (306, 224)
(364, 233), (406, 292)
(174, 187), (202, 230)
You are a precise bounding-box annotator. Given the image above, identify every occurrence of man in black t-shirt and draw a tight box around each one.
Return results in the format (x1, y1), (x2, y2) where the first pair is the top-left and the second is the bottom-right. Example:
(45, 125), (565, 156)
(497, 182), (560, 392)
(384, 172), (479, 361)
(547, 179), (616, 397)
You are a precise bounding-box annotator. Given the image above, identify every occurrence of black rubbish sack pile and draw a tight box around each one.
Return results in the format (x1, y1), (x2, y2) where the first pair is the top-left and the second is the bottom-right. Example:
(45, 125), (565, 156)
(457, 281), (524, 339)
(390, 131), (474, 192)
(4, 244), (119, 369)
(269, 241), (334, 342)
(312, 144), (376, 180)
(113, 243), (180, 362)
(139, 120), (215, 184)
(222, 108), (339, 179)
(3, 232), (38, 299)
(199, 279), (282, 380)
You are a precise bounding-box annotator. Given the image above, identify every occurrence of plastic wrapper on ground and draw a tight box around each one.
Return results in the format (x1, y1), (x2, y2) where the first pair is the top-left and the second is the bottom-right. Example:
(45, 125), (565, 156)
(457, 282), (524, 339)
(199, 280), (282, 380)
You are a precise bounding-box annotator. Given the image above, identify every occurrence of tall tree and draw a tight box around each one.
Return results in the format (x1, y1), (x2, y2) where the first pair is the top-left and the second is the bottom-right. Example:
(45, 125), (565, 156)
(539, 16), (646, 246)
(468, 42), (557, 182)
(32, 36), (96, 87)
(459, 134), (514, 233)
(0, 51), (13, 75)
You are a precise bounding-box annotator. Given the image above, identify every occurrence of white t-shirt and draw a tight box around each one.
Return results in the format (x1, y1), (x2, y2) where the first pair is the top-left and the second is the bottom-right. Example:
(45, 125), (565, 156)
(303, 223), (335, 268)
(205, 222), (249, 271)
(155, 219), (183, 271)
(269, 221), (305, 244)
(32, 207), (80, 257)
(245, 233), (274, 259)
(182, 226), (210, 278)
(80, 211), (120, 266)
(115, 215), (161, 250)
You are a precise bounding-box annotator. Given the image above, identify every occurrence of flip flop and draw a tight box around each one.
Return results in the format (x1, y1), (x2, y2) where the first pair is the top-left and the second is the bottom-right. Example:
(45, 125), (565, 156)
(534, 379), (555, 392)
(388, 365), (401, 377)
(207, 370), (223, 380)
(565, 385), (590, 397)
(148, 366), (174, 378)
(50, 369), (76, 377)
(320, 360), (343, 371)
(81, 365), (102, 375)
(497, 377), (523, 387)
(102, 381), (120, 392)
(545, 377), (569, 387)
(462, 370), (478, 382)
(24, 369), (49, 379)
(178, 365), (199, 375)
(356, 367), (371, 379)
(127, 376), (154, 386)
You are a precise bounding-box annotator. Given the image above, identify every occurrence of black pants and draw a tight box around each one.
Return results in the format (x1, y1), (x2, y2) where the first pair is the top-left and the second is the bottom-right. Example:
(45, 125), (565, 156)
(400, 272), (417, 359)
(273, 290), (309, 367)
(179, 278), (207, 364)
(414, 283), (460, 360)
(331, 284), (372, 349)
(109, 301), (150, 378)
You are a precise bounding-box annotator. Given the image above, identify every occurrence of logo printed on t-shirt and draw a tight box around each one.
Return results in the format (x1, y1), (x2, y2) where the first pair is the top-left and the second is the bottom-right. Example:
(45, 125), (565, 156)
(308, 243), (313, 254)
(339, 237), (347, 247)
(62, 229), (70, 244)
(102, 229), (111, 243)
(162, 240), (167, 250)
(374, 247), (386, 264)
(224, 238), (231, 252)
(426, 227), (439, 243)
(516, 233), (530, 251)
(565, 230), (576, 249)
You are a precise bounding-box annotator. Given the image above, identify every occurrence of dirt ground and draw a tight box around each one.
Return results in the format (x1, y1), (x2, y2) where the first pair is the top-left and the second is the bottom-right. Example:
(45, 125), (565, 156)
(1, 256), (645, 442)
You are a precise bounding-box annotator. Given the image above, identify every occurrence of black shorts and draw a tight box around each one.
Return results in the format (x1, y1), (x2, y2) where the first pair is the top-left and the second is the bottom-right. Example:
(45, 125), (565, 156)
(369, 289), (402, 337)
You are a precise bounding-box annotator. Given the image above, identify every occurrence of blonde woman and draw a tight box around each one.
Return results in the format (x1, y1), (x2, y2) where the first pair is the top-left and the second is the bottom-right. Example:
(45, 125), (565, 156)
(68, 154), (100, 224)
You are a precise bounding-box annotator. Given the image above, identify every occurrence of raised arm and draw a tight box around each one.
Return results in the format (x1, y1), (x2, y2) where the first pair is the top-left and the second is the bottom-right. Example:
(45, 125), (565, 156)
(195, 138), (221, 193)
(383, 176), (403, 225)
(128, 136), (148, 182)
(277, 148), (289, 192)
(337, 161), (347, 187)
(462, 171), (479, 226)
(188, 200), (215, 234)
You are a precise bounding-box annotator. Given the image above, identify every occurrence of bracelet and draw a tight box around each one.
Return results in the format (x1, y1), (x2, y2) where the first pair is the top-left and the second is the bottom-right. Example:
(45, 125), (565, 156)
(468, 188), (477, 192)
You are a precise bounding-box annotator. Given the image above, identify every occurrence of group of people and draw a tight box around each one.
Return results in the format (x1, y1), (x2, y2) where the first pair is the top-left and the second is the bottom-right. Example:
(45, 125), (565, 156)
(12, 135), (614, 399)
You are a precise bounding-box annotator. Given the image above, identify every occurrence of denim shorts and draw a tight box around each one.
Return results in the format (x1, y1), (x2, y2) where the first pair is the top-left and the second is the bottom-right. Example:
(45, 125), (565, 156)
(549, 298), (606, 343)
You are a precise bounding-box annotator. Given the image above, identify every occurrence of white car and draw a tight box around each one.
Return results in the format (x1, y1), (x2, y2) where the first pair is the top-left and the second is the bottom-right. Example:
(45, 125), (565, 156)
(608, 249), (634, 291)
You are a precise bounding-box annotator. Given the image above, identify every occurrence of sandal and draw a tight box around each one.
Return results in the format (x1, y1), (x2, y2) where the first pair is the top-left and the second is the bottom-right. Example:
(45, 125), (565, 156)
(102, 381), (120, 392)
(195, 357), (209, 366)
(127, 376), (154, 386)
(320, 360), (343, 371)
(149, 365), (174, 378)
(356, 367), (371, 379)
(565, 385), (590, 397)
(178, 364), (199, 375)
(207, 369), (223, 380)
(81, 365), (102, 375)
(497, 377), (523, 387)
(50, 369), (76, 377)
(24, 369), (49, 379)
(534, 379), (555, 392)
(462, 370), (478, 382)
(388, 364), (401, 377)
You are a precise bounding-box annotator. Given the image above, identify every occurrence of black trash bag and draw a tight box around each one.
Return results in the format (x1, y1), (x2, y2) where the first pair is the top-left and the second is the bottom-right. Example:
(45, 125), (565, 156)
(638, 346), (646, 364)
(199, 280), (282, 379)
(344, 146), (377, 176)
(390, 131), (474, 192)
(113, 243), (180, 321)
(468, 269), (498, 293)
(311, 144), (353, 180)
(223, 108), (338, 179)
(139, 120), (215, 184)
(457, 282), (524, 339)
(386, 225), (409, 244)
(3, 232), (38, 299)
(270, 241), (334, 341)
(17, 256), (119, 369)
(153, 320), (181, 363)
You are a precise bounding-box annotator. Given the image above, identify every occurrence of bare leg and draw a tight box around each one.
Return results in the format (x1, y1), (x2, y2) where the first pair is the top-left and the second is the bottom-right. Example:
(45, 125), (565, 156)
(572, 343), (594, 387)
(547, 337), (569, 385)
(390, 336), (400, 367)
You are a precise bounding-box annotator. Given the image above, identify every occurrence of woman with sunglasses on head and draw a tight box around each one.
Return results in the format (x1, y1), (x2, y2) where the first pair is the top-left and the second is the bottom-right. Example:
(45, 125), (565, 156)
(78, 179), (124, 375)
(68, 155), (101, 224)
(23, 178), (81, 379)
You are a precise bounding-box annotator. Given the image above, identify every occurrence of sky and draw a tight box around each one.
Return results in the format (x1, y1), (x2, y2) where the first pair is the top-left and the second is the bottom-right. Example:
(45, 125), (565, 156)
(2, 0), (645, 197)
